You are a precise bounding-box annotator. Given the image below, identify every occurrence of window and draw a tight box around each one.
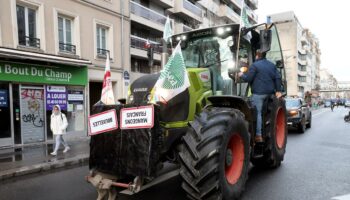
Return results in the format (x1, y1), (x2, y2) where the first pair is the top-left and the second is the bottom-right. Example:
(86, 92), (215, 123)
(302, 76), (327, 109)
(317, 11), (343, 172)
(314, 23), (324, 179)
(58, 16), (75, 54)
(16, 5), (39, 48)
(96, 25), (109, 57)
(298, 64), (306, 71)
(298, 75), (306, 82)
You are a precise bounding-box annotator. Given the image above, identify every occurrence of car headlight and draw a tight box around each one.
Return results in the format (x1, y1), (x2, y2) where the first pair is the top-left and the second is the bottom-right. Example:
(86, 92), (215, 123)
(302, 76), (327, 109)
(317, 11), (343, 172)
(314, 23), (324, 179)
(289, 110), (299, 117)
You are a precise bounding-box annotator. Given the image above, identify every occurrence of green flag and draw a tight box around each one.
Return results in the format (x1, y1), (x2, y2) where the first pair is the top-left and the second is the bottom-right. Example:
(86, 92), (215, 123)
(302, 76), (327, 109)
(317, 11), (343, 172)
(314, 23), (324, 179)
(163, 16), (173, 43)
(151, 42), (190, 103)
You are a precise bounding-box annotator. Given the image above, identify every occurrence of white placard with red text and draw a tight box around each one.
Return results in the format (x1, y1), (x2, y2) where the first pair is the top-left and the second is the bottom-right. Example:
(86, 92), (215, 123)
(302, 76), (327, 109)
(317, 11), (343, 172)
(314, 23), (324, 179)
(120, 105), (154, 129)
(88, 109), (118, 136)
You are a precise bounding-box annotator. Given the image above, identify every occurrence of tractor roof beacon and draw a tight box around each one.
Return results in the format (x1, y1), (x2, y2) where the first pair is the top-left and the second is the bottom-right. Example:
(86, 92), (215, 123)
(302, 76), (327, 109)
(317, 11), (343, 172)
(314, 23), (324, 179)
(87, 23), (288, 200)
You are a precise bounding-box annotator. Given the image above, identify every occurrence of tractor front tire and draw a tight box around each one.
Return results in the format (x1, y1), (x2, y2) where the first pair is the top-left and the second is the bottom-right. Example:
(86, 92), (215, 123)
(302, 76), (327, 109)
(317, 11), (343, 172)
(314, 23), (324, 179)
(179, 107), (250, 200)
(251, 97), (287, 168)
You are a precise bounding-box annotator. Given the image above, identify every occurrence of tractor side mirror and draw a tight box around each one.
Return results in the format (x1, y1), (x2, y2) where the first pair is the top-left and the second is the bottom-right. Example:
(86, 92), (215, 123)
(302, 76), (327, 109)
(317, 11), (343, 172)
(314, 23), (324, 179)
(259, 29), (272, 52)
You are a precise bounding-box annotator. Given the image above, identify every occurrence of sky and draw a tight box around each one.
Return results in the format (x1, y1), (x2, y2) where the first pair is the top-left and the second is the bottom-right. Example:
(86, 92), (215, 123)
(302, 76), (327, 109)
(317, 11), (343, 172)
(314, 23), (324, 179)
(256, 0), (349, 81)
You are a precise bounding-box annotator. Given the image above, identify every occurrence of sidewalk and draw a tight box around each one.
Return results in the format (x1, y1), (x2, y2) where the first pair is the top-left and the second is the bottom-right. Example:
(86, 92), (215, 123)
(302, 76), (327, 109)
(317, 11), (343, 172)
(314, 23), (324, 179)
(0, 137), (90, 181)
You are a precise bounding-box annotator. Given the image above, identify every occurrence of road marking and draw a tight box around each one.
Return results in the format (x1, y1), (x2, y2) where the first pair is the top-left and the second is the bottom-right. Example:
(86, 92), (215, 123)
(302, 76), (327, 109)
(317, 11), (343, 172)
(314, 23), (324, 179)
(331, 193), (350, 200)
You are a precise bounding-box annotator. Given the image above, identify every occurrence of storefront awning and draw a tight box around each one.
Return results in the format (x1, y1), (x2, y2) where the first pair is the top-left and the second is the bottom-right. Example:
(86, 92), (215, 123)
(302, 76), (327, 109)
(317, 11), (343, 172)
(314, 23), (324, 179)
(0, 47), (91, 67)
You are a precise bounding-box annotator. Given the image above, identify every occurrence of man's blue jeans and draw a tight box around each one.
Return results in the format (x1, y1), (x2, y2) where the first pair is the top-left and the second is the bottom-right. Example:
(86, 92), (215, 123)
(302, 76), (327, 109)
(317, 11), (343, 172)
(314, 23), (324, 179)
(251, 94), (268, 136)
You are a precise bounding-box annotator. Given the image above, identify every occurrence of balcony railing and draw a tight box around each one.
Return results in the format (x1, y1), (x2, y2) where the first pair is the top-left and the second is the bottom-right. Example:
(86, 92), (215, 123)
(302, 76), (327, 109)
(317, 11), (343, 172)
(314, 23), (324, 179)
(59, 43), (76, 54)
(245, 6), (258, 21)
(226, 5), (240, 21)
(18, 36), (40, 48)
(130, 1), (167, 26)
(97, 48), (110, 57)
(183, 24), (193, 32)
(183, 0), (202, 17)
(232, 0), (243, 8)
(130, 35), (162, 53)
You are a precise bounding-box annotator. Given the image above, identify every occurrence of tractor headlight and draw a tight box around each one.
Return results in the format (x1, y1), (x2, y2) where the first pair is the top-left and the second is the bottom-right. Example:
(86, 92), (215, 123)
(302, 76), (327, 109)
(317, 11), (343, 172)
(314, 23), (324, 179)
(128, 94), (134, 103)
(146, 94), (152, 101)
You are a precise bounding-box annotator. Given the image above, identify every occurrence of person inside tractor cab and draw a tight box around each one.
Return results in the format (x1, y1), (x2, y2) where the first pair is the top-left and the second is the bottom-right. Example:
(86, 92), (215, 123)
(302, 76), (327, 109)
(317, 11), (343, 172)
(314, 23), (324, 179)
(238, 49), (282, 143)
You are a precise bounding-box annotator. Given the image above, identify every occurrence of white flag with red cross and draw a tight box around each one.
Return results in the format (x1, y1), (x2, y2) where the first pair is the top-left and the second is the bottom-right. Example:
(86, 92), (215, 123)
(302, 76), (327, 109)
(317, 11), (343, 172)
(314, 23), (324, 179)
(101, 53), (116, 105)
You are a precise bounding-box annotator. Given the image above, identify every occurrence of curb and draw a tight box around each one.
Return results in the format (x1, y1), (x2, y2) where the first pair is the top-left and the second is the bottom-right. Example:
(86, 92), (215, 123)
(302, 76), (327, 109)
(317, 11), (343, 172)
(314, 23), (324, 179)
(0, 154), (89, 181)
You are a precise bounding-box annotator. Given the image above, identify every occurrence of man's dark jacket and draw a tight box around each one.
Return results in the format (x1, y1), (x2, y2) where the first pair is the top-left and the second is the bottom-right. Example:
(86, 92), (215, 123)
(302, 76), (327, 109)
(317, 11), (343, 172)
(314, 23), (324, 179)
(241, 58), (281, 95)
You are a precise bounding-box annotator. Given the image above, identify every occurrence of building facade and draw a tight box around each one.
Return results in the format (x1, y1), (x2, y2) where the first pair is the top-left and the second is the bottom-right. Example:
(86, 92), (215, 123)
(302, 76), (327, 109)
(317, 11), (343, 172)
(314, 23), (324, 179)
(269, 11), (321, 97)
(129, 0), (258, 80)
(319, 68), (338, 99)
(0, 0), (130, 148)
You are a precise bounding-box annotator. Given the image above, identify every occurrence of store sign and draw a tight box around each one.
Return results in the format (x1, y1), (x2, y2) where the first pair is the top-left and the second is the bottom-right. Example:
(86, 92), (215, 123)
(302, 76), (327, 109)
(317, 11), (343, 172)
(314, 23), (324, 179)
(89, 109), (118, 136)
(120, 105), (154, 129)
(0, 62), (87, 85)
(46, 86), (67, 110)
(0, 89), (8, 108)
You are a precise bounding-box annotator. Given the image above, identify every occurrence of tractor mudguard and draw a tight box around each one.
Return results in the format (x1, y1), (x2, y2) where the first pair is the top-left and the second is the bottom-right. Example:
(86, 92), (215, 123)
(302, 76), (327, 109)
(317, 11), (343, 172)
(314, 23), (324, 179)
(207, 95), (253, 122)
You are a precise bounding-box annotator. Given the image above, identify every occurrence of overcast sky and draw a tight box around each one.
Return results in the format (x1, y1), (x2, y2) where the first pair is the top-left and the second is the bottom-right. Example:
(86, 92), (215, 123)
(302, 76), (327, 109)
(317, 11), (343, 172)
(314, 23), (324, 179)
(256, 0), (349, 81)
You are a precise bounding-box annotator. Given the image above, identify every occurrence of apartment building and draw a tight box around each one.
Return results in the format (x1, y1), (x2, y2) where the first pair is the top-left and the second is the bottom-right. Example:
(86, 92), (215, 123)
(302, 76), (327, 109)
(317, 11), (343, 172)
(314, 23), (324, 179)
(0, 0), (130, 147)
(319, 68), (338, 99)
(129, 0), (258, 80)
(269, 11), (321, 97)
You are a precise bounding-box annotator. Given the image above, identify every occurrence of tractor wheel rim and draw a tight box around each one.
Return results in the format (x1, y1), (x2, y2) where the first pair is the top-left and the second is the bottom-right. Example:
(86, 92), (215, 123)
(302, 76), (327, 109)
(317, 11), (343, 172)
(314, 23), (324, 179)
(225, 133), (244, 185)
(276, 108), (286, 149)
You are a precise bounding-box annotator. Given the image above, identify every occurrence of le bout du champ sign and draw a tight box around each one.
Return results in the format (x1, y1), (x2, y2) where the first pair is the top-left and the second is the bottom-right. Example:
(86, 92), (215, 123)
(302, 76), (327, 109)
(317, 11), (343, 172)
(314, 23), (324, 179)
(0, 62), (87, 85)
(88, 109), (118, 136)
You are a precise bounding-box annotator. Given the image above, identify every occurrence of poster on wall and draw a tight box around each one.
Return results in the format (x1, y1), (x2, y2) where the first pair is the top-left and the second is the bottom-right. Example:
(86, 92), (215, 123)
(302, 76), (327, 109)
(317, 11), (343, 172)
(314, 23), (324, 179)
(46, 86), (67, 110)
(0, 89), (8, 108)
(68, 90), (84, 103)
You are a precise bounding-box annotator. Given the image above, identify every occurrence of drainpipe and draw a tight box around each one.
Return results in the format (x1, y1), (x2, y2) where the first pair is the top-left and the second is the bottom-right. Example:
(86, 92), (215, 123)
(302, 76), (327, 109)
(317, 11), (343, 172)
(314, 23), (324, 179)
(120, 0), (125, 98)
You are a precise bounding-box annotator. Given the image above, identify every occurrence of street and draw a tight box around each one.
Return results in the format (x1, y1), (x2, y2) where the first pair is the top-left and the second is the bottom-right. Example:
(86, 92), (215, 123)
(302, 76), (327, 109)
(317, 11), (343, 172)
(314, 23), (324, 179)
(1, 107), (350, 200)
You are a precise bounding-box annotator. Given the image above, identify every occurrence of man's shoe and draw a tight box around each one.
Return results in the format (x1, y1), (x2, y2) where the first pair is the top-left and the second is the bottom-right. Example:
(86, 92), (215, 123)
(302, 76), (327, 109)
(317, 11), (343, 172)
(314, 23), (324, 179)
(255, 135), (264, 143)
(63, 147), (70, 153)
(50, 152), (57, 156)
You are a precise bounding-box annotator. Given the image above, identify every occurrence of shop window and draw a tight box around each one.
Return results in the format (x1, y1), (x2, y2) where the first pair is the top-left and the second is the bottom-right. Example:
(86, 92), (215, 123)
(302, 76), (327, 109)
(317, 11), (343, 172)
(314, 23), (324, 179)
(58, 15), (76, 54)
(16, 4), (40, 48)
(66, 88), (85, 132)
(0, 83), (11, 139)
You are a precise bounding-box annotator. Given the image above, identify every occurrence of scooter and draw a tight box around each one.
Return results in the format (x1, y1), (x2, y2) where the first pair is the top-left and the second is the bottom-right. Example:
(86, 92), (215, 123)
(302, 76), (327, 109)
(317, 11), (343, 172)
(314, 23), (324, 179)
(344, 111), (350, 122)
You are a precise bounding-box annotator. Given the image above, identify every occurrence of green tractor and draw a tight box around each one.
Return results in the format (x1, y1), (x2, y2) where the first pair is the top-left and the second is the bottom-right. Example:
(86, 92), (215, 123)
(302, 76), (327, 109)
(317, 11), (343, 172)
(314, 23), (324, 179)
(87, 23), (288, 200)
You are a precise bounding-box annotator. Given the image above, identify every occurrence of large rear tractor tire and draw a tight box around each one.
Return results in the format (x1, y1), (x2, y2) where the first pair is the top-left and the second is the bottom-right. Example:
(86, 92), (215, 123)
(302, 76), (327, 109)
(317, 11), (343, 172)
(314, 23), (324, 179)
(179, 107), (250, 200)
(251, 96), (287, 168)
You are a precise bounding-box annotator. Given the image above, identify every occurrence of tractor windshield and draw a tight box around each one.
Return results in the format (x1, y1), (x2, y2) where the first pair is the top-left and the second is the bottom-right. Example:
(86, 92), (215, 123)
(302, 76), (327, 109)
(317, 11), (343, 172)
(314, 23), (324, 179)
(173, 25), (240, 95)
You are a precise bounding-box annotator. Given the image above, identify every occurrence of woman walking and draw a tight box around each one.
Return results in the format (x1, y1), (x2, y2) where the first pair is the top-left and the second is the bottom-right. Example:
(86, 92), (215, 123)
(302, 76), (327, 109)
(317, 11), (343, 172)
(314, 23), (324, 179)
(50, 105), (70, 156)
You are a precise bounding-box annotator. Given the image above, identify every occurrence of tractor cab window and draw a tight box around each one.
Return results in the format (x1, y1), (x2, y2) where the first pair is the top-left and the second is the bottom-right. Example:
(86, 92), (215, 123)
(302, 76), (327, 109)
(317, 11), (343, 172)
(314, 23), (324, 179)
(237, 40), (253, 97)
(181, 35), (237, 95)
(266, 25), (287, 93)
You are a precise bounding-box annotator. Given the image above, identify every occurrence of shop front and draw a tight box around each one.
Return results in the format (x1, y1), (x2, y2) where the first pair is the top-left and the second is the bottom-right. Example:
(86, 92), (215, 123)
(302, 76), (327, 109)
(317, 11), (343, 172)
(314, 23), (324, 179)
(0, 61), (88, 147)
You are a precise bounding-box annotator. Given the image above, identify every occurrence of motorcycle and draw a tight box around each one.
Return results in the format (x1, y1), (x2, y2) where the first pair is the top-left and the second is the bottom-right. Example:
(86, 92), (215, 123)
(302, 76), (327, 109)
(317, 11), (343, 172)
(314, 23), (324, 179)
(345, 111), (350, 122)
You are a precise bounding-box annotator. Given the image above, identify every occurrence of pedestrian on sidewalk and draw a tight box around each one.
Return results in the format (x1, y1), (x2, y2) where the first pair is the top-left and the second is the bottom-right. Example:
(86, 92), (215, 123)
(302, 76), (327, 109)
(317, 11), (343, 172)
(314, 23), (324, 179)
(50, 105), (70, 156)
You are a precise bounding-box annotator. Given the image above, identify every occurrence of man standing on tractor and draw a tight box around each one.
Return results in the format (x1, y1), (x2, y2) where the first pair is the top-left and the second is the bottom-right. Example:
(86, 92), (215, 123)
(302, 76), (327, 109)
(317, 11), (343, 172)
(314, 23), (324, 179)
(239, 49), (282, 143)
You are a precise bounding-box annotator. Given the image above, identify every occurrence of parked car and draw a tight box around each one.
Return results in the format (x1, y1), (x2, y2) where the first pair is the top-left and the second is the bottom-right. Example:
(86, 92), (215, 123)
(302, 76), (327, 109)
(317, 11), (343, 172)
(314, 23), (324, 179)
(324, 101), (332, 107)
(345, 100), (350, 108)
(285, 98), (312, 133)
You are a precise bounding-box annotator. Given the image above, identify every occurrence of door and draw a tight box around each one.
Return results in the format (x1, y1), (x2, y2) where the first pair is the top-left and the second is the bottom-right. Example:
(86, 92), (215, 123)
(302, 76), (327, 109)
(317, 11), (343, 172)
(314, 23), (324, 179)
(0, 83), (13, 147)
(20, 86), (45, 144)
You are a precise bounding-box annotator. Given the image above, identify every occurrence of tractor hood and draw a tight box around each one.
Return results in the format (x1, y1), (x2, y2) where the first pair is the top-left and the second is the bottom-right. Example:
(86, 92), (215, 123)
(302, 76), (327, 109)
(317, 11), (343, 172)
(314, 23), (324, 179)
(128, 73), (160, 104)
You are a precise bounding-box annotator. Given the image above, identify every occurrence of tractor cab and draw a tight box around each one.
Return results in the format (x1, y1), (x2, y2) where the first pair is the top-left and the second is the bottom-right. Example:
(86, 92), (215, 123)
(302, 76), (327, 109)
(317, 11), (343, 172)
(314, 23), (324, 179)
(171, 23), (287, 98)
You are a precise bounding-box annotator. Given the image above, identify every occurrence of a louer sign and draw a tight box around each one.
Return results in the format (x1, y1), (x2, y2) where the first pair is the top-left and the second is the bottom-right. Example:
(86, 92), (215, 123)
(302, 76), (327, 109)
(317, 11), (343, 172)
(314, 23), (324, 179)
(0, 62), (87, 85)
